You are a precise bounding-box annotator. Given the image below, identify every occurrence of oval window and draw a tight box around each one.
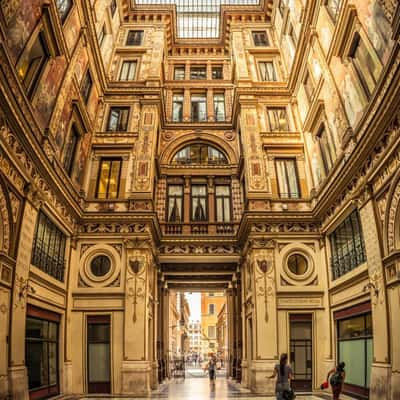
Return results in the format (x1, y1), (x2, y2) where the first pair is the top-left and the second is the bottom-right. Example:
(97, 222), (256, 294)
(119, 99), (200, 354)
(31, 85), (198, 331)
(287, 254), (308, 275)
(90, 255), (111, 277)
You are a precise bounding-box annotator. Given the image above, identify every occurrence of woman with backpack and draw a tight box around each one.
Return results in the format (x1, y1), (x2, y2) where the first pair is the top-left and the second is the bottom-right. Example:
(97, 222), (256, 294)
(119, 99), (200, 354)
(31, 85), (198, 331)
(268, 353), (294, 400)
(327, 362), (346, 400)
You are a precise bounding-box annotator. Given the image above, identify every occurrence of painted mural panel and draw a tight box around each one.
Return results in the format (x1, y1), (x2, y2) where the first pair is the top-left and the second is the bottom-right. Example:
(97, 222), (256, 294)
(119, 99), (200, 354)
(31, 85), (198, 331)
(32, 57), (67, 130)
(2, 0), (42, 61)
(64, 6), (81, 54)
(74, 46), (89, 84)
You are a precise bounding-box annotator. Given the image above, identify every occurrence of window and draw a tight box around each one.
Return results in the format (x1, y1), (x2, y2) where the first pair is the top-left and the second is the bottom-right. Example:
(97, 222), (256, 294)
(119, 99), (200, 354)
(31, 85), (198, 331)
(63, 124), (79, 175)
(18, 32), (50, 98)
(208, 326), (216, 339)
(303, 70), (315, 101)
(26, 316), (59, 396)
(167, 185), (184, 222)
(212, 66), (223, 79)
(172, 144), (228, 165)
(174, 65), (185, 80)
(349, 34), (381, 98)
(191, 185), (207, 221)
(96, 158), (122, 199)
(214, 94), (225, 122)
(215, 186), (231, 222)
(56, 0), (73, 22)
(81, 70), (92, 103)
(267, 107), (290, 131)
(326, 0), (342, 21)
(287, 254), (308, 275)
(252, 31), (269, 46)
(119, 60), (137, 81)
(259, 61), (277, 81)
(329, 210), (367, 280)
(31, 212), (66, 281)
(190, 66), (206, 80)
(317, 125), (336, 175)
(275, 158), (300, 199)
(209, 304), (215, 315)
(126, 30), (143, 45)
(98, 25), (106, 48)
(172, 94), (184, 122)
(106, 107), (129, 131)
(110, 0), (117, 17)
(90, 255), (111, 277)
(191, 94), (207, 122)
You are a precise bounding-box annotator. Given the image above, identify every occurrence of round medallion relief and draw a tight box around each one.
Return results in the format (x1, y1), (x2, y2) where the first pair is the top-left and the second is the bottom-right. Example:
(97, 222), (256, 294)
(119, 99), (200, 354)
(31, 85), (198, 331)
(90, 255), (111, 277)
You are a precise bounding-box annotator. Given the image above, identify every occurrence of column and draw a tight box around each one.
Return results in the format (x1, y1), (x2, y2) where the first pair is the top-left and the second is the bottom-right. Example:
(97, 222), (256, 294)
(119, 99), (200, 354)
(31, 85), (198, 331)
(207, 88), (214, 122)
(183, 88), (191, 122)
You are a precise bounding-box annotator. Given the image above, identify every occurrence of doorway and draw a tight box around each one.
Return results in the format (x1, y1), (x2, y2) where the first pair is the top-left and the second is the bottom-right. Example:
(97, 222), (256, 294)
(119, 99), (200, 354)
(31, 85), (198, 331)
(87, 315), (111, 393)
(289, 314), (313, 391)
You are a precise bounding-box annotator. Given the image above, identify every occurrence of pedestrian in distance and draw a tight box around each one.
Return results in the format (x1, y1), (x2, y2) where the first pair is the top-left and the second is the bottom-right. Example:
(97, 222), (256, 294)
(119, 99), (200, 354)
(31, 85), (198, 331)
(327, 362), (346, 400)
(268, 353), (295, 400)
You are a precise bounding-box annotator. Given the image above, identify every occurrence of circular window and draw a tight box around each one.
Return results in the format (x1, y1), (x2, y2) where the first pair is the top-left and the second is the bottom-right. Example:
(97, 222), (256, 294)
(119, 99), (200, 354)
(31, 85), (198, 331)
(90, 255), (111, 277)
(287, 254), (308, 275)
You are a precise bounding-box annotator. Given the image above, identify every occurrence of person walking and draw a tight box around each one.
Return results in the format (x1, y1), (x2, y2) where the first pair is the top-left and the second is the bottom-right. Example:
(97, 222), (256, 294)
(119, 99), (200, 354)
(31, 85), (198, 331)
(204, 354), (217, 383)
(268, 353), (294, 400)
(327, 362), (346, 400)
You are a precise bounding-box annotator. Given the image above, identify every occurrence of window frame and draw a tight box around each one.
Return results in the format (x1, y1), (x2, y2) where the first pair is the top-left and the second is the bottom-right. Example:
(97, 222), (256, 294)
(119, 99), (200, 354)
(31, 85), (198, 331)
(274, 157), (301, 199)
(215, 184), (232, 222)
(252, 31), (269, 46)
(174, 65), (186, 80)
(191, 184), (208, 222)
(316, 124), (336, 175)
(119, 60), (138, 81)
(326, 0), (342, 22)
(172, 93), (184, 122)
(213, 93), (225, 122)
(106, 106), (130, 131)
(191, 93), (207, 122)
(80, 69), (93, 104)
(126, 30), (144, 46)
(56, 0), (73, 23)
(95, 157), (122, 199)
(63, 123), (80, 176)
(166, 184), (184, 223)
(190, 66), (207, 80)
(267, 107), (290, 132)
(258, 60), (277, 82)
(211, 66), (223, 80)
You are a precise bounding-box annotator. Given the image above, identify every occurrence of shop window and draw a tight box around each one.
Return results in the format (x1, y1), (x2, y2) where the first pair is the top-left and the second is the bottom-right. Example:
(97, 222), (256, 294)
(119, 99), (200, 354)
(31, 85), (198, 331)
(212, 66), (223, 79)
(81, 69), (93, 104)
(90, 255), (111, 277)
(326, 0), (342, 21)
(267, 107), (290, 131)
(317, 124), (336, 175)
(214, 93), (225, 121)
(191, 185), (207, 221)
(106, 107), (129, 131)
(349, 33), (381, 99)
(126, 30), (144, 45)
(172, 94), (184, 122)
(329, 210), (367, 279)
(190, 66), (206, 80)
(31, 212), (66, 282)
(275, 158), (300, 199)
(259, 61), (277, 81)
(63, 124), (79, 176)
(18, 31), (50, 99)
(167, 185), (184, 222)
(215, 185), (231, 222)
(95, 157), (122, 199)
(110, 0), (117, 17)
(174, 65), (185, 80)
(172, 144), (228, 165)
(252, 31), (269, 46)
(56, 0), (73, 22)
(119, 60), (137, 81)
(191, 94), (207, 122)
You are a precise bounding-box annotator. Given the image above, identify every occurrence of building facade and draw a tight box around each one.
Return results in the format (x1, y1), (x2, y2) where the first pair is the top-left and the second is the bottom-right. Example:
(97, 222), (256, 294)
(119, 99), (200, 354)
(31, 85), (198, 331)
(188, 320), (202, 356)
(0, 0), (399, 399)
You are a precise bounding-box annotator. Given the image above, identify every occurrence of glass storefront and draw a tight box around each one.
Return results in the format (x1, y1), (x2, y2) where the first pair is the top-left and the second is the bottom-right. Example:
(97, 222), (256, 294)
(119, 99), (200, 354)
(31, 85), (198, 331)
(26, 310), (59, 399)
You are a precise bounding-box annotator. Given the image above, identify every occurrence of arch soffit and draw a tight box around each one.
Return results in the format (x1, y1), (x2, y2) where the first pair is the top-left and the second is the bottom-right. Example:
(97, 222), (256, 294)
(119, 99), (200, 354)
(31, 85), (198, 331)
(384, 166), (400, 254)
(160, 133), (238, 165)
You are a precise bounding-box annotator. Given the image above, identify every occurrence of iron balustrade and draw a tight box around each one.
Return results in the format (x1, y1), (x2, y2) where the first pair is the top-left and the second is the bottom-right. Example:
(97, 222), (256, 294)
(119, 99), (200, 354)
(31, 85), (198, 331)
(162, 222), (237, 235)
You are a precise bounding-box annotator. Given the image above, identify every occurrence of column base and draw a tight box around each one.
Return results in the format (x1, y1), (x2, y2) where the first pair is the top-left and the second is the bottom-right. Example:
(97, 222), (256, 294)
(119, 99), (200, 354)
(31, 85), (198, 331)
(8, 365), (28, 400)
(150, 361), (159, 390)
(370, 362), (391, 400)
(391, 371), (400, 400)
(121, 361), (151, 395)
(0, 373), (8, 399)
(248, 360), (276, 394)
(63, 361), (73, 394)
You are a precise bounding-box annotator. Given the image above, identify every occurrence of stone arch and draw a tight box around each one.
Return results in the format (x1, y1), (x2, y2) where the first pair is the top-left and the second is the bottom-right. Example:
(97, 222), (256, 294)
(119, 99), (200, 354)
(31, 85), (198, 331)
(0, 176), (12, 255)
(384, 167), (400, 254)
(160, 132), (238, 165)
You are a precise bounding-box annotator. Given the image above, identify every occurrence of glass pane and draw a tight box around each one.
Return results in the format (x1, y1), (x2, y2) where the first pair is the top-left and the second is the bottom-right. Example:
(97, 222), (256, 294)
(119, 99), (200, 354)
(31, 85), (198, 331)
(108, 109), (119, 131)
(338, 315), (366, 339)
(27, 318), (48, 339)
(216, 198), (223, 222)
(276, 160), (289, 197)
(48, 321), (58, 341)
(339, 340), (365, 387)
(286, 159), (299, 197)
(216, 186), (229, 196)
(88, 323), (110, 342)
(26, 341), (49, 389)
(48, 342), (58, 385)
(97, 161), (111, 198)
(88, 343), (110, 382)
(108, 160), (121, 198)
(366, 338), (373, 387)
(192, 185), (206, 196)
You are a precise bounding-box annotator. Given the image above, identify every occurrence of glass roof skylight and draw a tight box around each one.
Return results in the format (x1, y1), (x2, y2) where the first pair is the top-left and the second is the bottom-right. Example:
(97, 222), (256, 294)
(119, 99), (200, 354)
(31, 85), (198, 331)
(134, 0), (260, 39)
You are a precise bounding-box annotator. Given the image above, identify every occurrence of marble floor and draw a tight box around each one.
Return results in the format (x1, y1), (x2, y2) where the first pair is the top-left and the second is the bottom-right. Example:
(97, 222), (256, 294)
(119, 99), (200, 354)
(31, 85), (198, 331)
(66, 371), (356, 400)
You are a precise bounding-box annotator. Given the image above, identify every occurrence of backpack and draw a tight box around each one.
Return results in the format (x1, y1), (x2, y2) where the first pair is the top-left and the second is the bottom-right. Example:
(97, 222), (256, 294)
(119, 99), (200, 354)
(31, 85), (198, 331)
(330, 372), (343, 386)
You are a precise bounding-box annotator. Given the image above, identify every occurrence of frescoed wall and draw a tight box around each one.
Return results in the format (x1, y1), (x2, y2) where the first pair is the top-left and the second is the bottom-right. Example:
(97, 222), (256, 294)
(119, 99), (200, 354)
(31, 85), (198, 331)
(64, 6), (82, 54)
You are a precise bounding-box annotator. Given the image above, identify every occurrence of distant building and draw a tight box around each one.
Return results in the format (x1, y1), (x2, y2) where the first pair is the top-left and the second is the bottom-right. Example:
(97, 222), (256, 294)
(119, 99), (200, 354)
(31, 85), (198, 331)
(188, 320), (202, 355)
(217, 303), (228, 363)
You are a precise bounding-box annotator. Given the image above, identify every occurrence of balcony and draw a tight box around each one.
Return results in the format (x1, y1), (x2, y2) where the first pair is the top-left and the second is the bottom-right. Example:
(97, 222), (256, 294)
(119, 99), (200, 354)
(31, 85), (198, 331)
(161, 222), (237, 236)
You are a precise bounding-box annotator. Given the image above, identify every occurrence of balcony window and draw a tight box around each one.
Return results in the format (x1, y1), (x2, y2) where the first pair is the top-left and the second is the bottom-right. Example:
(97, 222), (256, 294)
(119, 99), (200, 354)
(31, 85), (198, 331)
(213, 94), (225, 122)
(126, 30), (143, 45)
(317, 125), (336, 175)
(119, 60), (137, 81)
(63, 124), (79, 176)
(172, 144), (228, 165)
(191, 94), (207, 122)
(275, 158), (300, 199)
(326, 0), (342, 21)
(330, 210), (367, 280)
(172, 94), (184, 122)
(95, 158), (122, 199)
(174, 66), (185, 80)
(56, 0), (73, 22)
(267, 107), (290, 131)
(349, 33), (381, 99)
(81, 70), (92, 103)
(190, 66), (206, 80)
(106, 107), (129, 131)
(252, 31), (269, 46)
(212, 66), (223, 79)
(191, 185), (207, 221)
(259, 61), (276, 81)
(167, 185), (184, 222)
(31, 212), (66, 282)
(215, 185), (231, 222)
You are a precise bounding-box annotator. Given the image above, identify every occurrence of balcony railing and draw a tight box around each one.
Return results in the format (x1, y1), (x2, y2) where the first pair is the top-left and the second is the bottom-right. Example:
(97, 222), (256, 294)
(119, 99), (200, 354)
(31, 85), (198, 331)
(162, 222), (237, 235)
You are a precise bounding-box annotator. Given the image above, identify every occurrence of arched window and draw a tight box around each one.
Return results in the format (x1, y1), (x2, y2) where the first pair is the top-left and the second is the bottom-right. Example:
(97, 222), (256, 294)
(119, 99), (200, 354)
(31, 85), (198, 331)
(171, 144), (228, 165)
